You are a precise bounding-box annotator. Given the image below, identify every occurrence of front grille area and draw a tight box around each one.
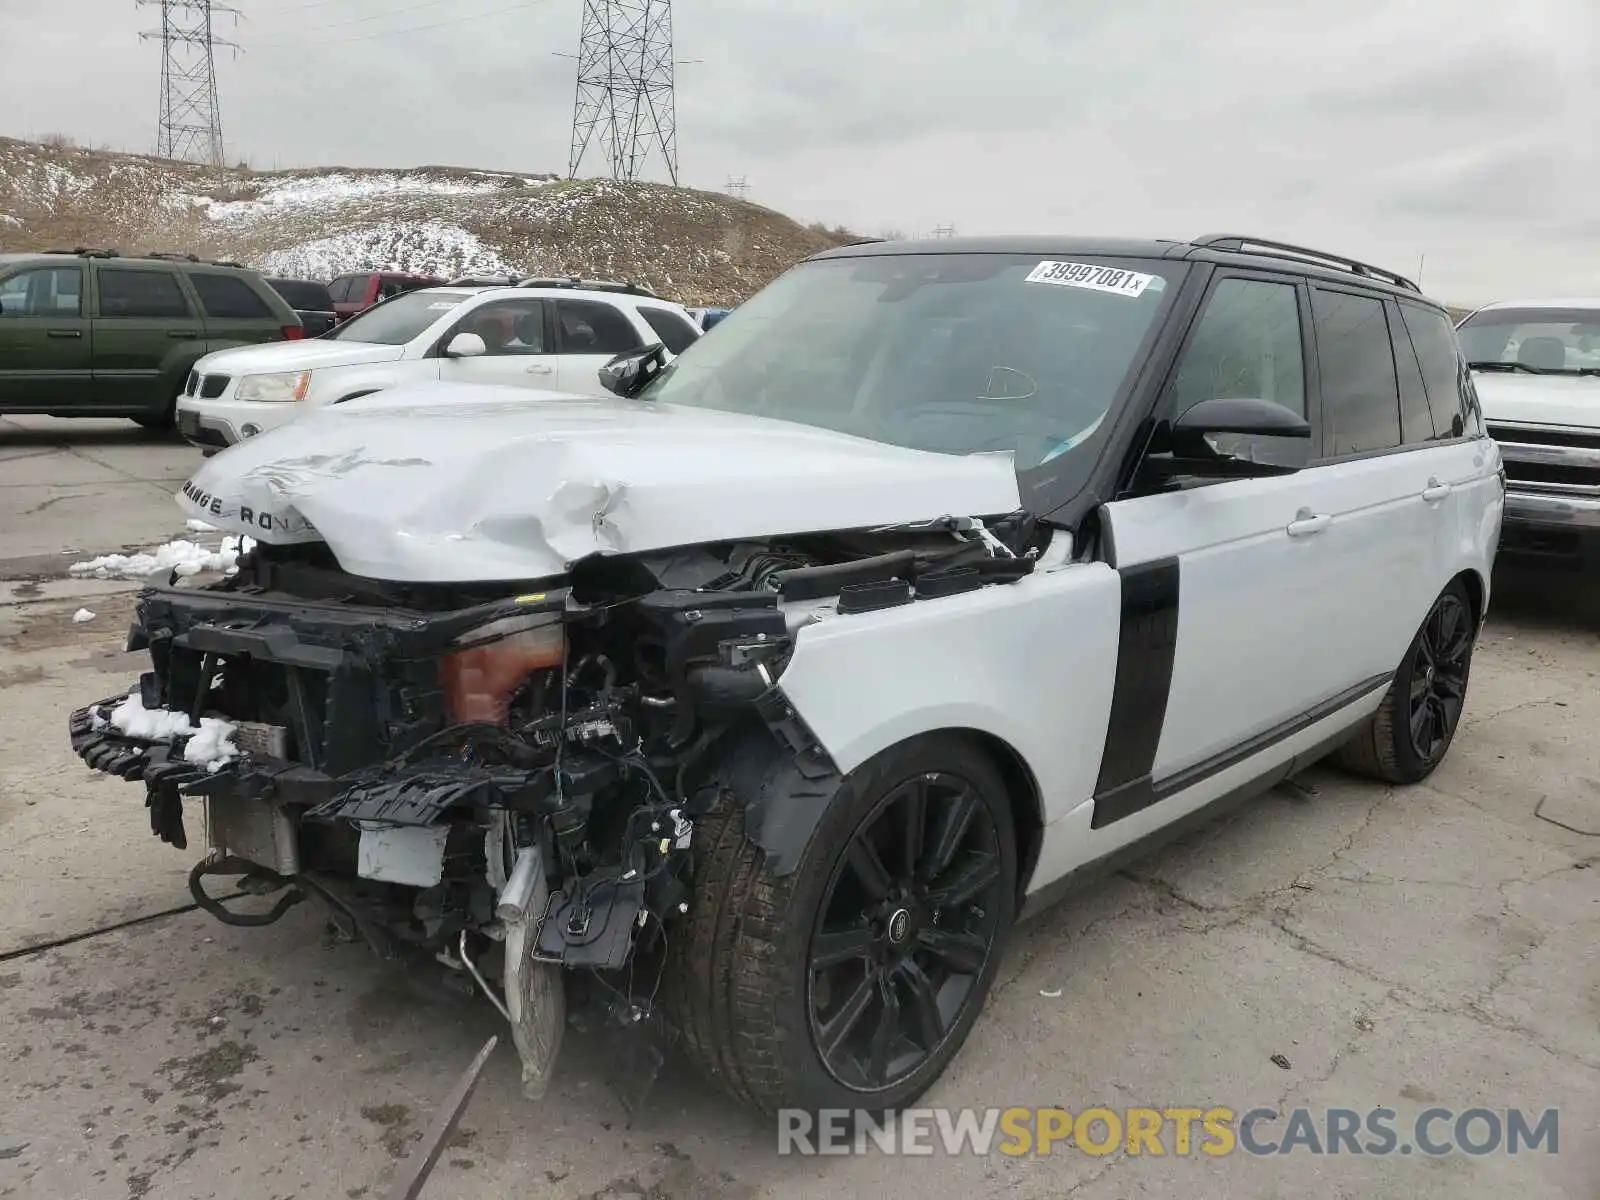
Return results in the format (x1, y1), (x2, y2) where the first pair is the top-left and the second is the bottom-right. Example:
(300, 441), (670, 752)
(199, 374), (231, 399)
(1486, 421), (1600, 494)
(1486, 422), (1600, 451)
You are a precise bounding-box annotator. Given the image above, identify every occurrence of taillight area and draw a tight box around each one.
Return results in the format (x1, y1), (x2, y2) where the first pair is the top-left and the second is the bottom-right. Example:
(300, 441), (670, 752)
(282, 325), (305, 340)
(440, 624), (566, 725)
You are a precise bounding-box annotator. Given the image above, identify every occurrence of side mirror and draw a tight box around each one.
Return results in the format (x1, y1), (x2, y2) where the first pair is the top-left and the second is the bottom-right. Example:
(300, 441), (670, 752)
(444, 332), (487, 358)
(598, 342), (666, 398)
(1158, 397), (1311, 478)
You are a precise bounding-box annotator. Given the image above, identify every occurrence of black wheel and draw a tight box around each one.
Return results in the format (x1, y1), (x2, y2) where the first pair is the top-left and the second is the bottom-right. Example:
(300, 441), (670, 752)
(668, 734), (1017, 1114)
(1335, 578), (1476, 784)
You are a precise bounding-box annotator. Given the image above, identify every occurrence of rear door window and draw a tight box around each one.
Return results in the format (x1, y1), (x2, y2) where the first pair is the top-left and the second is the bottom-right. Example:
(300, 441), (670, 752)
(1310, 288), (1401, 456)
(190, 273), (274, 319)
(96, 269), (191, 319)
(1401, 303), (1472, 439)
(1386, 302), (1437, 444)
(554, 298), (645, 355)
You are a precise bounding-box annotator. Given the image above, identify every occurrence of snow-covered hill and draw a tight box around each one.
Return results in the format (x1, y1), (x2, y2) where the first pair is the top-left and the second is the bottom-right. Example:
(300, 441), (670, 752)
(0, 137), (854, 305)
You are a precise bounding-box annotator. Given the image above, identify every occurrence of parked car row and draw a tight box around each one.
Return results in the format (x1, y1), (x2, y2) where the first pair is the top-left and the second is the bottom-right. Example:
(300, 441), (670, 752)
(174, 277), (703, 450)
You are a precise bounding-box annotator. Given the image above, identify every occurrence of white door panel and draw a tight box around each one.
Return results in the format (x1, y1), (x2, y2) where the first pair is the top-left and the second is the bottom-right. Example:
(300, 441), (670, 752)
(556, 354), (614, 395)
(442, 355), (560, 389)
(1104, 472), (1346, 780)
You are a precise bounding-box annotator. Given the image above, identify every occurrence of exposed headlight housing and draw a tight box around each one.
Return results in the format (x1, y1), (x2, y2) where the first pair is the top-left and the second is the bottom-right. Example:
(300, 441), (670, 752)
(235, 371), (312, 403)
(440, 613), (566, 726)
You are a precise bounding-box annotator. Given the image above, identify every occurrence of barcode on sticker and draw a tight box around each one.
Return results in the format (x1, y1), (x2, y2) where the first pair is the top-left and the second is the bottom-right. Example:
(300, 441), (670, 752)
(1025, 261), (1155, 298)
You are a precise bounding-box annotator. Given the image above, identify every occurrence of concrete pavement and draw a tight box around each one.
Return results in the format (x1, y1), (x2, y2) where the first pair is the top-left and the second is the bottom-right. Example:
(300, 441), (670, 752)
(0, 419), (1594, 1200)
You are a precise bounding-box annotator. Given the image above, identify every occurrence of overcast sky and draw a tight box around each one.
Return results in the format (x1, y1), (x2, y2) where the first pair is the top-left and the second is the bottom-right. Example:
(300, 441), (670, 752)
(1, 0), (1596, 303)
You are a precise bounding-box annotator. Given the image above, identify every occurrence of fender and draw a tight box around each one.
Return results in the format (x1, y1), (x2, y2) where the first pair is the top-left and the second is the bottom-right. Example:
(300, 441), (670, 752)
(739, 562), (1123, 876)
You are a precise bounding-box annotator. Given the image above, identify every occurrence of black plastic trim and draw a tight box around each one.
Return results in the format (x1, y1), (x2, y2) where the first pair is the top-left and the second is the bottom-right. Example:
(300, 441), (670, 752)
(1093, 557), (1180, 800)
(1090, 671), (1393, 828)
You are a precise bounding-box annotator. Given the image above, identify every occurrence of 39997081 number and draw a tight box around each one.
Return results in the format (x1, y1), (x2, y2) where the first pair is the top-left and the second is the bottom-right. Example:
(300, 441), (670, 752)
(1024, 260), (1155, 297)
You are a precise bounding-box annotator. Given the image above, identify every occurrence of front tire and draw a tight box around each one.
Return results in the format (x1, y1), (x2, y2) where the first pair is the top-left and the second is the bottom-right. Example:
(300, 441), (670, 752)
(670, 735), (1018, 1115)
(1335, 578), (1477, 784)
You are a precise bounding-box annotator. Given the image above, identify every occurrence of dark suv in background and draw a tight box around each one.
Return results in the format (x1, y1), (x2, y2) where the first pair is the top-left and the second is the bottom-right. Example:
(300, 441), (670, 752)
(266, 278), (338, 338)
(327, 271), (443, 322)
(0, 249), (301, 429)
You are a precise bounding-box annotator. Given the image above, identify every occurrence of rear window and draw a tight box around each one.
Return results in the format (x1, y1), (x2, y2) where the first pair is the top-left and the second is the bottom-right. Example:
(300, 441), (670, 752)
(637, 306), (700, 354)
(190, 273), (274, 319)
(269, 279), (334, 310)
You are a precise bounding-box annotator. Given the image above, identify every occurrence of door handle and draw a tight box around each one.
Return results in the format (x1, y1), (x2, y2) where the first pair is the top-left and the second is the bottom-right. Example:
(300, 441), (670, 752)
(1286, 509), (1330, 537)
(167, 330), (199, 339)
(524, 364), (553, 374)
(1421, 478), (1453, 502)
(46, 329), (82, 338)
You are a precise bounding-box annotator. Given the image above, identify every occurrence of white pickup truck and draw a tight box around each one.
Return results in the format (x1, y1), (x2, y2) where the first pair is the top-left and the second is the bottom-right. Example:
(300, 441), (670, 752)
(1456, 298), (1600, 571)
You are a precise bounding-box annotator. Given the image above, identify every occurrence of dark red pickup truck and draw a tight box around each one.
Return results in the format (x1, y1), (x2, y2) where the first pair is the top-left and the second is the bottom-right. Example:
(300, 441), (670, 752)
(327, 271), (444, 322)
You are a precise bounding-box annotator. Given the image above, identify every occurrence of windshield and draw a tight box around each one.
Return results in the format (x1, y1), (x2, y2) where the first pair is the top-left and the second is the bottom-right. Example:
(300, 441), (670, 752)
(1457, 307), (1600, 373)
(331, 290), (470, 345)
(639, 253), (1181, 483)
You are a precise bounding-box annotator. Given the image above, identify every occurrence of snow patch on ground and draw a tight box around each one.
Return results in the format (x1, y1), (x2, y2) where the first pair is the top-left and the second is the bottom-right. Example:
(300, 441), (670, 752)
(69, 535), (254, 580)
(258, 220), (518, 280)
(94, 692), (239, 772)
(200, 171), (517, 222)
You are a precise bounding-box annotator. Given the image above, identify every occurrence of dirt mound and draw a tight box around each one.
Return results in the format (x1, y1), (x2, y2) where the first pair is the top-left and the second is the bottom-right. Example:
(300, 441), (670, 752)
(0, 136), (857, 307)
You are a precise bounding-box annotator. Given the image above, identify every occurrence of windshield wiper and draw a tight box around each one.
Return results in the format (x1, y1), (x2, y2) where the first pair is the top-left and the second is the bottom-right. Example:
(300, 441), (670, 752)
(1468, 360), (1600, 377)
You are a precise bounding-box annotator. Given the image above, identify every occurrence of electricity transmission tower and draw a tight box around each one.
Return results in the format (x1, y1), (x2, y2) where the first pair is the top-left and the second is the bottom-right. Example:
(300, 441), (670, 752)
(568, 0), (679, 185)
(138, 0), (237, 168)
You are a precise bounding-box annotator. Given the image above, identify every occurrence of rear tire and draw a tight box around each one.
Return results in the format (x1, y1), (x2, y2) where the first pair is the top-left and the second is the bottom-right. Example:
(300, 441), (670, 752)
(132, 410), (175, 432)
(1333, 578), (1477, 784)
(668, 734), (1017, 1115)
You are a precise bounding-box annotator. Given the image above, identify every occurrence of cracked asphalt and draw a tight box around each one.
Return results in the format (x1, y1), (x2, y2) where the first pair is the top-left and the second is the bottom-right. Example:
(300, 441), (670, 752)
(1, 416), (1596, 1199)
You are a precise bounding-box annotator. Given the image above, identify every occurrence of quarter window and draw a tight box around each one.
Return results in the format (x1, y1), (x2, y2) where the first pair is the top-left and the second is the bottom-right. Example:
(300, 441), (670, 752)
(0, 266), (82, 317)
(190, 273), (273, 319)
(1311, 288), (1401, 456)
(1401, 304), (1470, 439)
(555, 298), (644, 355)
(96, 269), (191, 319)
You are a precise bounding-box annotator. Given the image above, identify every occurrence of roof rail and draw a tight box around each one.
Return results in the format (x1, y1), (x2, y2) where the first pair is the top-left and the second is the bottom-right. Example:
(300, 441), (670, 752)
(45, 247), (119, 258)
(516, 276), (658, 298)
(1190, 234), (1421, 292)
(145, 251), (201, 262)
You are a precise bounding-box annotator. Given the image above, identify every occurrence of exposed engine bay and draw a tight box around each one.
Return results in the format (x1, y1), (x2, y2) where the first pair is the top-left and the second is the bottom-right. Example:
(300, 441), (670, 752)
(69, 514), (1043, 1096)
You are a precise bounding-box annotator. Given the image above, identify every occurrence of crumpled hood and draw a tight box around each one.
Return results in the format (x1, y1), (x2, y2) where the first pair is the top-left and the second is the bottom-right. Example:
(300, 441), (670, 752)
(1474, 370), (1600, 429)
(194, 339), (405, 375)
(175, 383), (1023, 582)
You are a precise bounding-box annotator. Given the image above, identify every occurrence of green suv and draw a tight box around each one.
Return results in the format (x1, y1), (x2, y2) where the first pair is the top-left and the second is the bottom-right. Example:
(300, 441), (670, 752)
(0, 249), (303, 429)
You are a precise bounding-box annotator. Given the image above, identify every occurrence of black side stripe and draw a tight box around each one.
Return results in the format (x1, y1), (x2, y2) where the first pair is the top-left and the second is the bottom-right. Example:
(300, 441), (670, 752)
(1091, 556), (1180, 829)
(1093, 660), (1396, 829)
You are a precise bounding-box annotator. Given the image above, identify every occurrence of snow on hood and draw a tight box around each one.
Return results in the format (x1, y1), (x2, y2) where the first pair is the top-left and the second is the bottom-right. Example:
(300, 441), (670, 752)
(1473, 370), (1600, 429)
(174, 383), (1023, 583)
(193, 339), (406, 375)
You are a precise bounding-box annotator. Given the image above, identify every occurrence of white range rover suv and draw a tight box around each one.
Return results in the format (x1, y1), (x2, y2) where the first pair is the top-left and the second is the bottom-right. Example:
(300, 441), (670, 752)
(173, 278), (702, 451)
(72, 234), (1502, 1115)
(1455, 298), (1600, 571)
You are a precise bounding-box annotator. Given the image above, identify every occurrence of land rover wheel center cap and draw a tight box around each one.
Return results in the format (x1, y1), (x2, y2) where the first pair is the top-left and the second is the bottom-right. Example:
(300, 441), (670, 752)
(887, 908), (912, 944)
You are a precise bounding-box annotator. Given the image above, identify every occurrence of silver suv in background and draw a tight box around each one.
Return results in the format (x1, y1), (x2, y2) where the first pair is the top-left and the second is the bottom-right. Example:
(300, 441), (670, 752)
(1457, 298), (1600, 571)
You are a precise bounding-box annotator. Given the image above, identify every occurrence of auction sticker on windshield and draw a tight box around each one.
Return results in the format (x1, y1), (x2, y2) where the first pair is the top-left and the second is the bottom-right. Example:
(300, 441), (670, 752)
(1025, 261), (1156, 298)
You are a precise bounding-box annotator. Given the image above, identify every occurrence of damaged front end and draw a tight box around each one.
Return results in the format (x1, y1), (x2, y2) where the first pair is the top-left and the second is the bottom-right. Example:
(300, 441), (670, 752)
(68, 521), (1038, 1096)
